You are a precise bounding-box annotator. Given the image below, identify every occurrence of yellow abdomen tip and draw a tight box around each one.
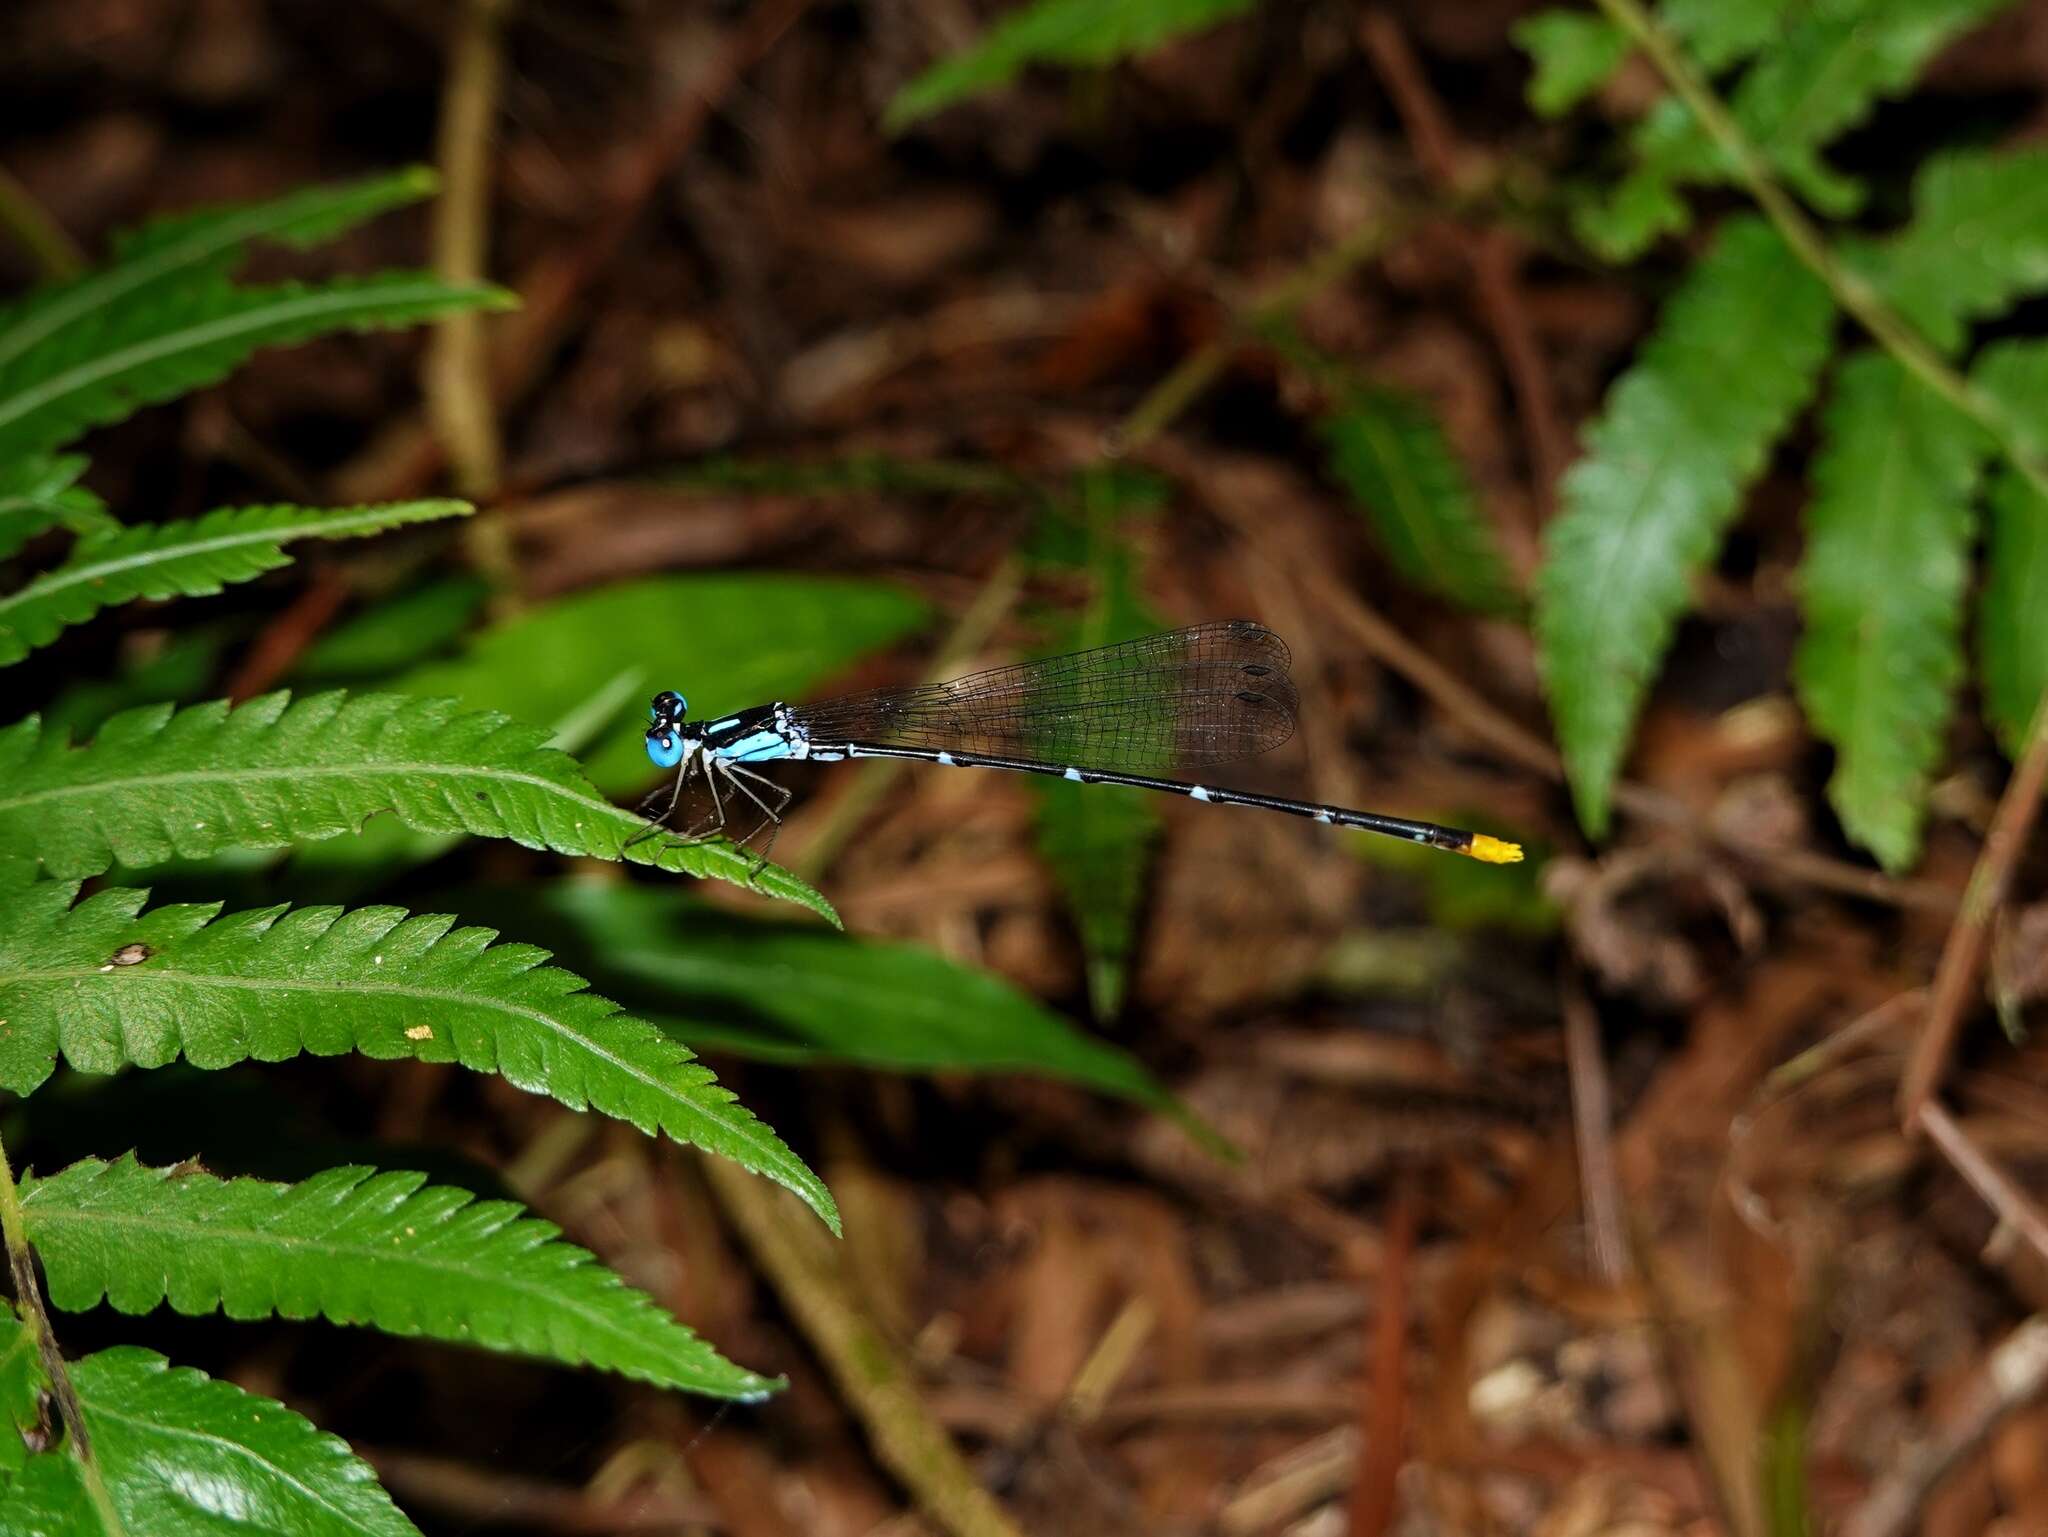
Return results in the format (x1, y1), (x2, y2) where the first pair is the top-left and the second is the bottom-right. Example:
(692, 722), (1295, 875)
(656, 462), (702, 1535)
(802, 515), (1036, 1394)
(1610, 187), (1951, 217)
(1467, 834), (1524, 865)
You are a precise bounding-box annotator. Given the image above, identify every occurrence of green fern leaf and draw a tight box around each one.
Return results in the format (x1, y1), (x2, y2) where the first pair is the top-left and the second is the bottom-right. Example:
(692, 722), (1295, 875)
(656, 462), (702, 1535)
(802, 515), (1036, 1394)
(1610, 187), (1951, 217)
(887, 0), (1254, 128)
(1320, 387), (1520, 614)
(1028, 479), (1166, 1019)
(0, 1310), (43, 1474)
(0, 690), (835, 921)
(0, 455), (114, 562)
(1853, 147), (2048, 354)
(1514, 10), (1631, 118)
(0, 499), (470, 667)
(1537, 217), (1834, 836)
(20, 1156), (778, 1398)
(0, 167), (438, 382)
(1582, 0), (2014, 259)
(1794, 353), (1990, 870)
(506, 879), (1194, 1128)
(0, 880), (836, 1229)
(0, 271), (514, 463)
(1660, 0), (1796, 71)
(1973, 341), (2048, 753)
(2, 1346), (419, 1537)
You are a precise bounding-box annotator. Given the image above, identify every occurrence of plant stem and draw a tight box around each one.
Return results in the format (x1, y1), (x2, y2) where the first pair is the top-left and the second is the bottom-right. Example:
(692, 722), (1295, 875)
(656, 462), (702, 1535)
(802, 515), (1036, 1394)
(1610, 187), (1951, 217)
(1590, 0), (2048, 505)
(0, 1128), (124, 1533)
(1111, 208), (1406, 454)
(0, 161), (84, 279)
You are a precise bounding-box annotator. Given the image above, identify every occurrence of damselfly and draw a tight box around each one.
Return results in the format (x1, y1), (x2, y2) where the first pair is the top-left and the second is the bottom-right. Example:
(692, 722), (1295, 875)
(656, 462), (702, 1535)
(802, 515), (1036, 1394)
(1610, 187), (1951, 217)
(637, 619), (1522, 865)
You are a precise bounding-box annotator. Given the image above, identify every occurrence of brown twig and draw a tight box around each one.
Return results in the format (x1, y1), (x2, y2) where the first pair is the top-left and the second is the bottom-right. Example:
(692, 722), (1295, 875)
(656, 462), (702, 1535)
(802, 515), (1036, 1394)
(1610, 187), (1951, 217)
(428, 0), (511, 502)
(699, 1155), (1026, 1537)
(1347, 1178), (1415, 1537)
(1841, 1314), (2048, 1537)
(333, 0), (816, 506)
(1899, 692), (2048, 1124)
(0, 159), (84, 279)
(1917, 1101), (2048, 1270)
(360, 1446), (720, 1532)
(1111, 209), (1407, 454)
(1561, 966), (1630, 1285)
(1357, 12), (1570, 548)
(427, 0), (519, 608)
(224, 564), (351, 702)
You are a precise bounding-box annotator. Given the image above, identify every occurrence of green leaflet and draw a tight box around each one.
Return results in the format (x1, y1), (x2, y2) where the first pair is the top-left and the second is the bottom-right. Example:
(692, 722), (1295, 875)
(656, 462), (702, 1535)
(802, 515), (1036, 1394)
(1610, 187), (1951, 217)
(478, 878), (1199, 1133)
(0, 271), (514, 464)
(0, 1309), (44, 1474)
(1513, 10), (1630, 118)
(20, 1156), (778, 1399)
(2, 1347), (420, 1537)
(0, 457), (114, 562)
(886, 0), (1255, 127)
(1319, 387), (1520, 615)
(0, 167), (438, 381)
(1579, 0), (2016, 259)
(1659, 0), (1795, 71)
(292, 575), (494, 683)
(1536, 217), (1834, 836)
(1853, 147), (2048, 355)
(1974, 341), (2048, 753)
(1028, 471), (1165, 1020)
(0, 500), (471, 668)
(0, 691), (836, 921)
(1794, 353), (1990, 870)
(0, 882), (836, 1231)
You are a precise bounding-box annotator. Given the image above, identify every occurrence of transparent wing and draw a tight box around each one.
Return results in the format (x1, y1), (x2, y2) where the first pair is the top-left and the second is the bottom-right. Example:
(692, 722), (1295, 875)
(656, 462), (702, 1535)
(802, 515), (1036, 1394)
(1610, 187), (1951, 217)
(789, 619), (1298, 773)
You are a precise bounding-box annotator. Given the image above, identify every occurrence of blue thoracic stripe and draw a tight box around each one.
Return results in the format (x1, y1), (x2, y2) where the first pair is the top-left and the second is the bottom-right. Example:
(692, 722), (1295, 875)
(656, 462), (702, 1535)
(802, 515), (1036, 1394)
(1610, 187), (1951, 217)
(717, 729), (795, 763)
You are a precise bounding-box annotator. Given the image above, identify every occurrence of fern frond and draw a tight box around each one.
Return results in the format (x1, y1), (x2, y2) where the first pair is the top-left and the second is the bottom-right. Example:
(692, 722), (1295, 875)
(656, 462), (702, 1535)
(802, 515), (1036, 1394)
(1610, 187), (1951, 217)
(0, 690), (835, 921)
(1794, 353), (1989, 870)
(0, 167), (437, 381)
(1581, 0), (2014, 258)
(0, 271), (514, 462)
(1320, 387), (1520, 615)
(1854, 147), (2048, 354)
(887, 0), (1255, 128)
(22, 1156), (779, 1398)
(3, 1345), (419, 1537)
(1514, 11), (1630, 118)
(1973, 341), (2048, 753)
(1536, 217), (1834, 836)
(0, 455), (113, 561)
(0, 880), (836, 1229)
(0, 499), (470, 667)
(524, 878), (1187, 1120)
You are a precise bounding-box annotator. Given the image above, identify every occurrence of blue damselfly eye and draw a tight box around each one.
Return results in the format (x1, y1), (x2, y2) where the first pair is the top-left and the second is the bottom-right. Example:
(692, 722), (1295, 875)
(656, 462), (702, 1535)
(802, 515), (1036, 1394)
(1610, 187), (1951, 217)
(647, 730), (684, 769)
(650, 689), (688, 723)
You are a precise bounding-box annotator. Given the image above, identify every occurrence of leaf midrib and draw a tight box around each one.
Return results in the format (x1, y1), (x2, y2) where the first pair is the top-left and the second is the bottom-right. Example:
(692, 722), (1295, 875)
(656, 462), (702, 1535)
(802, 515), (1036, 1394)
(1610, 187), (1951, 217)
(0, 504), (448, 628)
(0, 279), (468, 442)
